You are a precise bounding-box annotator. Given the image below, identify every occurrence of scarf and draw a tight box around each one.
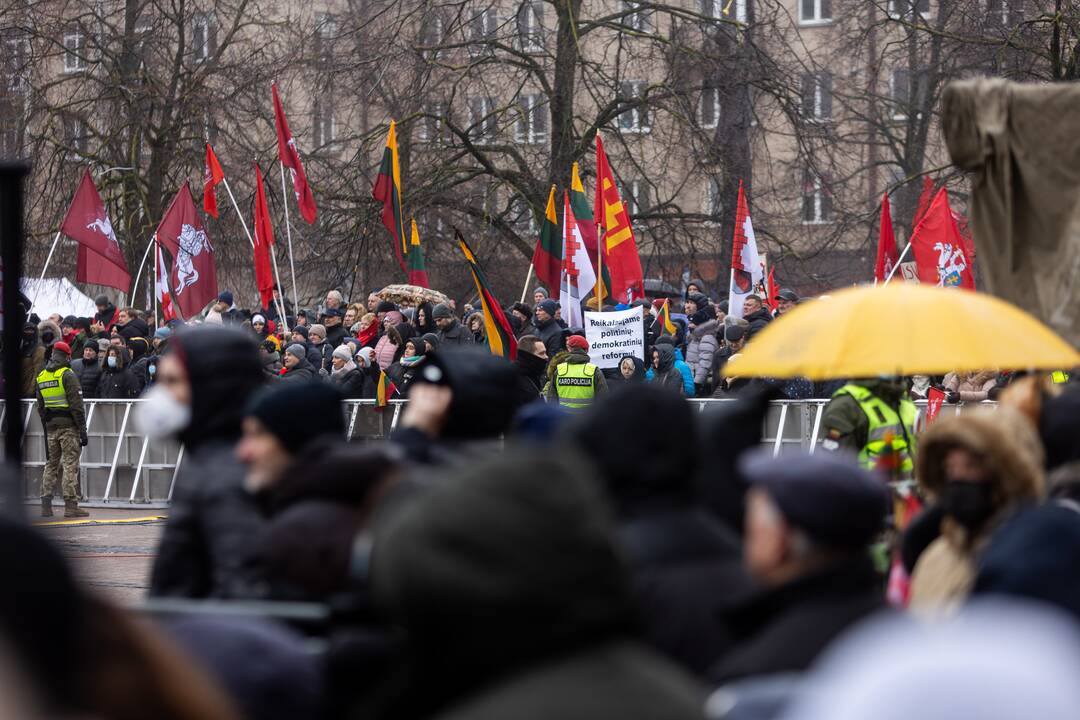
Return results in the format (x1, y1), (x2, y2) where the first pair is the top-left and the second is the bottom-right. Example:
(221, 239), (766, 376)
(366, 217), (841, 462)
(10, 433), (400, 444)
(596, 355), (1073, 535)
(332, 359), (357, 377)
(356, 323), (379, 347)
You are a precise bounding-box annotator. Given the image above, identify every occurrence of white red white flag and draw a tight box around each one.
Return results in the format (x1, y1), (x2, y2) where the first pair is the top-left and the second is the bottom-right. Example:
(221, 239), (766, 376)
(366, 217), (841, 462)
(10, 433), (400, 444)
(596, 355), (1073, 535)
(559, 190), (597, 329)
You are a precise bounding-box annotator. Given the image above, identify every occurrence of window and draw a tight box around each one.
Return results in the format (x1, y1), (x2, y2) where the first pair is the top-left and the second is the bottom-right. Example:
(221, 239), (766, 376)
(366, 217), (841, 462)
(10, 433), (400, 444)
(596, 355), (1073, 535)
(699, 87), (720, 129)
(701, 0), (746, 22)
(801, 72), (832, 121)
(192, 13), (216, 61)
(471, 7), (498, 40)
(63, 116), (88, 158)
(800, 0), (831, 22)
(624, 179), (649, 219)
(618, 81), (650, 133)
(514, 93), (547, 144)
(890, 67), (926, 120)
(314, 13), (336, 57)
(418, 102), (448, 144)
(887, 0), (930, 18)
(621, 0), (651, 31)
(420, 13), (444, 50)
(3, 38), (27, 92)
(468, 95), (497, 143)
(801, 171), (832, 224)
(704, 176), (723, 223)
(987, 0), (1021, 25)
(313, 96), (335, 147)
(517, 1), (544, 53)
(63, 30), (86, 72)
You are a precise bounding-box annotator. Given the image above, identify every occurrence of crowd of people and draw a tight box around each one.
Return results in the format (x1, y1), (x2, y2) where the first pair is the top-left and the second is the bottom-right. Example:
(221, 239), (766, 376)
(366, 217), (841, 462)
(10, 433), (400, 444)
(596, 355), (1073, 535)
(4, 281), (1080, 718)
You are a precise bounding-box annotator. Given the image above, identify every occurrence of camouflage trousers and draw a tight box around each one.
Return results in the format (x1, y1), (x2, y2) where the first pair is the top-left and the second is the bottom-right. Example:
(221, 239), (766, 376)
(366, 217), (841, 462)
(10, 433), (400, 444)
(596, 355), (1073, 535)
(41, 426), (81, 501)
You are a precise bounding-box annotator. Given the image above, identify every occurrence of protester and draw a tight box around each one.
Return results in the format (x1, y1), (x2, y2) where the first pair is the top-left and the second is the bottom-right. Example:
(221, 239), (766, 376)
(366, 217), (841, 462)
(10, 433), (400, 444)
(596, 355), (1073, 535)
(371, 449), (707, 719)
(650, 335), (695, 396)
(322, 307), (348, 348)
(387, 338), (427, 391)
(250, 314), (270, 342)
(908, 407), (1044, 612)
(279, 344), (318, 383)
(97, 346), (140, 399)
(466, 312), (485, 345)
(373, 324), (402, 371)
(546, 334), (607, 409)
(307, 324), (332, 374)
(211, 291), (243, 325)
(942, 370), (998, 403)
(568, 386), (751, 675)
(741, 294), (772, 338)
(259, 339), (283, 380)
(513, 334), (549, 407)
(420, 332), (440, 354)
(93, 294), (121, 333)
(533, 286), (548, 305)
(355, 312), (379, 349)
(615, 354), (647, 385)
(70, 342), (102, 399)
(528, 299), (566, 357)
(432, 303), (473, 346)
(773, 287), (799, 317)
(649, 344), (686, 395)
(328, 345), (368, 398)
(709, 450), (889, 683)
(142, 326), (266, 599)
(685, 297), (720, 396)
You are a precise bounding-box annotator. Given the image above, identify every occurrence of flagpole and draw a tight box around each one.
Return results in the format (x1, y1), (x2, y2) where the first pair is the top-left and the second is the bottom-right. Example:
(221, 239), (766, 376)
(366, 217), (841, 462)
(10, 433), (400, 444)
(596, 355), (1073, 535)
(269, 244), (290, 335)
(28, 230), (62, 315)
(883, 241), (913, 285)
(128, 234), (156, 307)
(519, 263), (534, 303)
(220, 177), (255, 249)
(595, 229), (604, 309)
(278, 162), (300, 310)
(153, 239), (158, 327)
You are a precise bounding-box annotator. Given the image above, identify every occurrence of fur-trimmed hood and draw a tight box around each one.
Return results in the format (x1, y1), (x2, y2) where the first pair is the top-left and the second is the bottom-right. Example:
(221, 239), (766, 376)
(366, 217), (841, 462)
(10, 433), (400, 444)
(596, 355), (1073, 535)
(917, 406), (1045, 507)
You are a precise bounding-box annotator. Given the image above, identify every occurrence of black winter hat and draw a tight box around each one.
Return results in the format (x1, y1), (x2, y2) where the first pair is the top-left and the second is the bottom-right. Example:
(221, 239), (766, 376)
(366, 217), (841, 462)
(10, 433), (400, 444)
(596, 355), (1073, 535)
(291, 325), (310, 340)
(510, 302), (533, 320)
(409, 347), (519, 440)
(246, 382), (345, 454)
(432, 303), (453, 320)
(375, 300), (398, 314)
(740, 449), (889, 548)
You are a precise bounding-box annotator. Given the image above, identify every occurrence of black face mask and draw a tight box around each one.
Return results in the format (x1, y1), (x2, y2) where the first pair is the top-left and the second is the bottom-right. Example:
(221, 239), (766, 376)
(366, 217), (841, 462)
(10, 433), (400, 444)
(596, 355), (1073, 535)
(943, 481), (996, 534)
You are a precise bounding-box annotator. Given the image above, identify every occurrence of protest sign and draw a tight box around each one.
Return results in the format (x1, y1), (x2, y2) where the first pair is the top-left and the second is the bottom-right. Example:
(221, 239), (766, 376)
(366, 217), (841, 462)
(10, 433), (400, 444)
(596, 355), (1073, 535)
(584, 307), (644, 369)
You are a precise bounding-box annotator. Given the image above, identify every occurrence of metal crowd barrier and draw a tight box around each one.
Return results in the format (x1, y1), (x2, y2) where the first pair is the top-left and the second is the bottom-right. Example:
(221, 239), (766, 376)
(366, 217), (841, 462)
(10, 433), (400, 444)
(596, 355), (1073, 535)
(0, 397), (991, 508)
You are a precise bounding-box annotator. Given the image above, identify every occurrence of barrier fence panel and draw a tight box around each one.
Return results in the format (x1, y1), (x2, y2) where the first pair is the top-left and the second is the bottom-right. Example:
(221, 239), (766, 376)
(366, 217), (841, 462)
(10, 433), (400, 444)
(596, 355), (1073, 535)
(0, 397), (987, 506)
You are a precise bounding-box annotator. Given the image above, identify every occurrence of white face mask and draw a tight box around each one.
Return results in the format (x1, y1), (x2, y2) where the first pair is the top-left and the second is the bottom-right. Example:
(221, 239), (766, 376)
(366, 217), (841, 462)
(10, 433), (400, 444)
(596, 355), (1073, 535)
(107, 356), (118, 368)
(135, 384), (192, 440)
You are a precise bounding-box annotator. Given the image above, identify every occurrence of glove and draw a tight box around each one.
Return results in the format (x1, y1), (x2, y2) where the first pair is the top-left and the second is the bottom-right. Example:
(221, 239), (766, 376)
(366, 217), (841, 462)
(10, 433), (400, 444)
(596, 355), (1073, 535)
(79, 430), (88, 447)
(945, 391), (961, 404)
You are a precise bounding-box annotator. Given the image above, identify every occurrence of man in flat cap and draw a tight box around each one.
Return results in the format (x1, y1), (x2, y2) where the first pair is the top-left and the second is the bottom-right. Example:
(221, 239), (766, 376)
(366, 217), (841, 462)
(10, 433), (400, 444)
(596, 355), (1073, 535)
(709, 450), (889, 683)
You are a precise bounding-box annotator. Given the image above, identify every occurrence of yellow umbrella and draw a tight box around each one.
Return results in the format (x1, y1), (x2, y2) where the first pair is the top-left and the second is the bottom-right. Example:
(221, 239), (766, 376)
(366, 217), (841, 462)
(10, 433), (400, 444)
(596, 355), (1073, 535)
(725, 283), (1080, 380)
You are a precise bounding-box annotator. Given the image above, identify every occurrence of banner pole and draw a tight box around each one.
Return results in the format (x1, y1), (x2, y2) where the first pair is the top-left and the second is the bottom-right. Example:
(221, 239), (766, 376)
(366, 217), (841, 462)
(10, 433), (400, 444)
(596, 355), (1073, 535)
(127, 234), (155, 308)
(278, 162), (300, 311)
(153, 240), (158, 327)
(221, 176), (255, 249)
(595, 228), (604, 308)
(883, 241), (913, 285)
(28, 230), (62, 315)
(269, 244), (290, 335)
(519, 263), (534, 304)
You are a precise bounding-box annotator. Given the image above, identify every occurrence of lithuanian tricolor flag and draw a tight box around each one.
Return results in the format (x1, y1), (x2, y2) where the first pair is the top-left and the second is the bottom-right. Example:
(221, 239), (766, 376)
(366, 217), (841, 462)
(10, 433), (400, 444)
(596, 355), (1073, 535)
(407, 219), (429, 288)
(376, 369), (398, 410)
(372, 120), (408, 272)
(654, 298), (676, 336)
(458, 229), (517, 361)
(530, 185), (562, 291)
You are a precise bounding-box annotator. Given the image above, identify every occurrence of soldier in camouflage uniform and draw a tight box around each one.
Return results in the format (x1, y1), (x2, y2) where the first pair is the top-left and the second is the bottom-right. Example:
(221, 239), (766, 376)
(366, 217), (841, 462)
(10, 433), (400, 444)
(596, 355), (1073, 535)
(35, 341), (89, 518)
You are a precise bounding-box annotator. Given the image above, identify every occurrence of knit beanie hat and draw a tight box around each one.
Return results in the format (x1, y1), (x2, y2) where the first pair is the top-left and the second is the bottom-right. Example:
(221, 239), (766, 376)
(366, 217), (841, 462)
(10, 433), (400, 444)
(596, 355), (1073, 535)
(332, 345), (353, 363)
(567, 335), (589, 352)
(538, 299), (558, 317)
(432, 304), (453, 320)
(533, 286), (549, 298)
(308, 324), (327, 340)
(246, 383), (345, 453)
(421, 332), (440, 350)
(252, 314), (266, 325)
(286, 344), (307, 360)
(291, 325), (310, 340)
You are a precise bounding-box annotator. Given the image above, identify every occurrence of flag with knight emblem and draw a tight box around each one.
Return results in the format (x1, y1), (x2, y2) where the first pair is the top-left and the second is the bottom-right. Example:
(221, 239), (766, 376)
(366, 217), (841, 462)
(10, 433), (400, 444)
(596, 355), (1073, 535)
(910, 189), (976, 290)
(155, 183), (219, 318)
(61, 169), (131, 292)
(272, 81), (317, 224)
(560, 190), (597, 329)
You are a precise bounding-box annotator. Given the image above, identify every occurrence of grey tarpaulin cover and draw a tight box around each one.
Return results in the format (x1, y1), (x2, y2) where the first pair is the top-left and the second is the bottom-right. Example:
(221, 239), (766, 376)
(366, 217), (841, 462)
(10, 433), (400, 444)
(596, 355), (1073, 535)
(943, 78), (1080, 347)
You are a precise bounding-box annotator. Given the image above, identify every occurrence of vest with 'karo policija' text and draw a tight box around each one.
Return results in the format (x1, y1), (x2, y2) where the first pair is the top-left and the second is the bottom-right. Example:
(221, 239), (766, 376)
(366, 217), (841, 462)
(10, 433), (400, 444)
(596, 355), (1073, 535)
(832, 383), (917, 479)
(555, 362), (598, 409)
(36, 367), (73, 411)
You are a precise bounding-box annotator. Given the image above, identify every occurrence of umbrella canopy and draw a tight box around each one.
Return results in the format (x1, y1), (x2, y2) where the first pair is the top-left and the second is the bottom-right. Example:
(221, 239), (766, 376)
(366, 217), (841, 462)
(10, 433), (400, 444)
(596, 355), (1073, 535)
(377, 284), (451, 307)
(725, 283), (1080, 380)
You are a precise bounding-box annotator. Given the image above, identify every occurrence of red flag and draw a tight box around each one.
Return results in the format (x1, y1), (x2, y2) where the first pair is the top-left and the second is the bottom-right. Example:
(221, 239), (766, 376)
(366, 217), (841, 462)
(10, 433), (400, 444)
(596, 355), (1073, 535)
(203, 143), (225, 219)
(155, 243), (177, 322)
(61, 169), (131, 291)
(272, 82), (317, 224)
(252, 165), (277, 311)
(910, 189), (976, 290)
(765, 264), (779, 313)
(875, 192), (900, 282)
(925, 386), (946, 425)
(595, 134), (644, 302)
(913, 176), (934, 227)
(155, 183), (218, 318)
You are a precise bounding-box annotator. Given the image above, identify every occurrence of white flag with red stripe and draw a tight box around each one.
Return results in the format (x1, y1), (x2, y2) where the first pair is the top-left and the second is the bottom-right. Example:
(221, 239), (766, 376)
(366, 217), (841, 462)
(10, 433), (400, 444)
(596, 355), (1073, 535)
(559, 190), (597, 329)
(156, 241), (177, 322)
(728, 180), (764, 319)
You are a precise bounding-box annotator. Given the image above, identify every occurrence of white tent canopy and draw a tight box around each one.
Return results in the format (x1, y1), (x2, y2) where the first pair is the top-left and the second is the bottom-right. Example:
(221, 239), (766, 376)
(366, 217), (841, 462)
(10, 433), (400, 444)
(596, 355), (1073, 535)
(21, 277), (98, 319)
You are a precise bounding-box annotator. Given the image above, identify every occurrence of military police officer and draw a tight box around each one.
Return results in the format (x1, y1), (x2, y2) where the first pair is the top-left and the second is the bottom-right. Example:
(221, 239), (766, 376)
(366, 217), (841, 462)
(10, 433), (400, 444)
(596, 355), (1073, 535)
(819, 377), (917, 481)
(35, 341), (89, 517)
(547, 335), (607, 410)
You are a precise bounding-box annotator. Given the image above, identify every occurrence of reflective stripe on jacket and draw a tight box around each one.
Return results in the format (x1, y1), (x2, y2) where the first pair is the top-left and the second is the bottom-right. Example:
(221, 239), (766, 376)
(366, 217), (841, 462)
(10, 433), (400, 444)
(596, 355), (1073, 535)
(555, 361), (598, 409)
(832, 383), (917, 478)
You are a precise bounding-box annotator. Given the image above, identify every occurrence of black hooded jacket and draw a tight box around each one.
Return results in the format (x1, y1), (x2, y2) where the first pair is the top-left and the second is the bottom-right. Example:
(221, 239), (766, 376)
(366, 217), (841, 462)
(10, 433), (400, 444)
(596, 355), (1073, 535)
(96, 348), (140, 399)
(150, 326), (268, 600)
(513, 349), (548, 407)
